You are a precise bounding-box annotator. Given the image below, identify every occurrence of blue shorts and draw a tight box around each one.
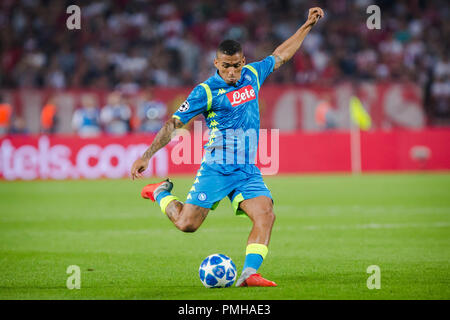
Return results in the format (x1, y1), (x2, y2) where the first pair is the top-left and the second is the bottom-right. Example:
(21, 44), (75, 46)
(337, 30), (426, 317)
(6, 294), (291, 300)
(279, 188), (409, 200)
(185, 163), (272, 216)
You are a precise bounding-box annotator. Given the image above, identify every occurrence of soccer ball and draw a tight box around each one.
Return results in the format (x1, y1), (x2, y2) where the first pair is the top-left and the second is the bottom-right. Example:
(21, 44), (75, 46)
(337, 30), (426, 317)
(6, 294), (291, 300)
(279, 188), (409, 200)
(199, 253), (237, 288)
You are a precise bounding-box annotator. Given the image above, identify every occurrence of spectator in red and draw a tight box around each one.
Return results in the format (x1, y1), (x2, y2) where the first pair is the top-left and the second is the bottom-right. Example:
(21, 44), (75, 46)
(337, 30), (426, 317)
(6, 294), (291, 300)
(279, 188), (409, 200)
(40, 96), (58, 134)
(315, 94), (336, 130)
(0, 94), (12, 135)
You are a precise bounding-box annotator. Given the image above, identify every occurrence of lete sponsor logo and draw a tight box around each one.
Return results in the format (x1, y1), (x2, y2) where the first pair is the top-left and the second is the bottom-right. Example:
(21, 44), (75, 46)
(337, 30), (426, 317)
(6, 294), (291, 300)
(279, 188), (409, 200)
(226, 85), (256, 107)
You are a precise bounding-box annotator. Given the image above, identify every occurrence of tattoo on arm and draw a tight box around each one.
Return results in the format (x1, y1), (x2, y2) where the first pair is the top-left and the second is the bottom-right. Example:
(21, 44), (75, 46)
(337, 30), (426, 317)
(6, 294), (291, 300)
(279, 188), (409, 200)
(142, 118), (184, 161)
(272, 24), (313, 71)
(273, 54), (286, 70)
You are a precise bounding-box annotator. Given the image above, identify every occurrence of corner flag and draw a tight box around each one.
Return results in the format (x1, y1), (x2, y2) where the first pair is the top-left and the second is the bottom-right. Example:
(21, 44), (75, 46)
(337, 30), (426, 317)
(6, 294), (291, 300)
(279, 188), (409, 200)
(350, 96), (371, 130)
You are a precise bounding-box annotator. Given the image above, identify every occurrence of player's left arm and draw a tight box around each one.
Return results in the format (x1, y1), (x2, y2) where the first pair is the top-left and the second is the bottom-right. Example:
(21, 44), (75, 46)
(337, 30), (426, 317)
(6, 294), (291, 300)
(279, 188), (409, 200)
(272, 7), (324, 70)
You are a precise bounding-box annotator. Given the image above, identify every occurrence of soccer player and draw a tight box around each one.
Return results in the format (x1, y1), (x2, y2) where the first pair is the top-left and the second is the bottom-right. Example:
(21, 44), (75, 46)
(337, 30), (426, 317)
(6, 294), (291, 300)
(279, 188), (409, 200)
(131, 7), (324, 287)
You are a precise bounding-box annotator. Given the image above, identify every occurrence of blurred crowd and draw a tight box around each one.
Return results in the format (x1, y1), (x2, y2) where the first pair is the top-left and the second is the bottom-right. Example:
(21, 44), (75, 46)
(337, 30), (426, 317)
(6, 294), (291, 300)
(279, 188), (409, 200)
(0, 0), (449, 130)
(70, 90), (167, 136)
(0, 90), (167, 136)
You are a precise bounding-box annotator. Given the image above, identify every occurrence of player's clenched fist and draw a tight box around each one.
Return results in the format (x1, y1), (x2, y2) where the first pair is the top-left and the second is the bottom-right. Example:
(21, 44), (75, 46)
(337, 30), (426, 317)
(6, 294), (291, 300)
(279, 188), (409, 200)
(306, 7), (324, 27)
(131, 157), (149, 180)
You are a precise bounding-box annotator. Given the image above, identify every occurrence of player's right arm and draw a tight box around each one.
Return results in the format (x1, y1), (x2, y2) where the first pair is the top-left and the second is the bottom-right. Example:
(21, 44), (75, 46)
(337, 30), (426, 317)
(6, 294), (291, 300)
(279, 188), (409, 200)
(131, 117), (184, 180)
(131, 85), (207, 179)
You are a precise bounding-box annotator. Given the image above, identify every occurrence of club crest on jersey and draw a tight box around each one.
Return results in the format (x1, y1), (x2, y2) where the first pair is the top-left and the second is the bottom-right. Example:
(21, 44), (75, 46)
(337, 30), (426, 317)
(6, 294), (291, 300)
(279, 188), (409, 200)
(177, 100), (190, 112)
(226, 85), (256, 107)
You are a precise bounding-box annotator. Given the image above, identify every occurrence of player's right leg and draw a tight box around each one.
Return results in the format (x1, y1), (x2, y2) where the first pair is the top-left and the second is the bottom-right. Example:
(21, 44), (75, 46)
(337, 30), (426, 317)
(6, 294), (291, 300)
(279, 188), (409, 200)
(227, 166), (277, 287)
(234, 195), (277, 287)
(141, 179), (209, 232)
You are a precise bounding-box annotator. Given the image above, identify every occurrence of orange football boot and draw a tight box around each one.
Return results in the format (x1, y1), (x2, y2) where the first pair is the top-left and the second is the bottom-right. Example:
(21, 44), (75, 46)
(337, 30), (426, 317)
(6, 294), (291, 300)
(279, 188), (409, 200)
(239, 273), (277, 287)
(141, 179), (173, 201)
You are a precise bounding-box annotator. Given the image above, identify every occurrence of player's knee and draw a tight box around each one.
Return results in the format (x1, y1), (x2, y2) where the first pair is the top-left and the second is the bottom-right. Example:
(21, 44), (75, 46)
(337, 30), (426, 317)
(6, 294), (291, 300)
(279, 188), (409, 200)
(267, 209), (276, 225)
(176, 220), (199, 233)
(255, 207), (275, 226)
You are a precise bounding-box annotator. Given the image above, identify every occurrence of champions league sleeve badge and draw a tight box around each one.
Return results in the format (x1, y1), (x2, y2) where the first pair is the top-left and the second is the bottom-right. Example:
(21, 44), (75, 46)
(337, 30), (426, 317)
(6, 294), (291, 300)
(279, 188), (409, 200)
(177, 100), (190, 112)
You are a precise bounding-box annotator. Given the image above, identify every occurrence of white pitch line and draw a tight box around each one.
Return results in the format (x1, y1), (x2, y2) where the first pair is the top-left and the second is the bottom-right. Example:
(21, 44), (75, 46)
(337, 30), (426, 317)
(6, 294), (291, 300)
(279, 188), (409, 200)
(285, 221), (450, 231)
(275, 205), (450, 216)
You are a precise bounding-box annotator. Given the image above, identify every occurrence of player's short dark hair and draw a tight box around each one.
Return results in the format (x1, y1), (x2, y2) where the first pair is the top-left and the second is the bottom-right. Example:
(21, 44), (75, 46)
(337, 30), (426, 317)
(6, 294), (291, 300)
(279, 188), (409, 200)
(217, 39), (242, 56)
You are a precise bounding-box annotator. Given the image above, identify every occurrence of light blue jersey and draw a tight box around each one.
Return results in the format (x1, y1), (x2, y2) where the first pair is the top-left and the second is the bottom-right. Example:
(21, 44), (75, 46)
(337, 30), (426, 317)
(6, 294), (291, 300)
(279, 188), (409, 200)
(172, 56), (276, 213)
(173, 55), (275, 168)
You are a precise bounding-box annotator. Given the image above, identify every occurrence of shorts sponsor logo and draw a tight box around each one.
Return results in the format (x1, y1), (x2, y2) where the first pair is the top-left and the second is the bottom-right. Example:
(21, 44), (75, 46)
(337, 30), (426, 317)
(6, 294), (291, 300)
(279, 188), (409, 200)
(226, 85), (256, 107)
(198, 192), (207, 201)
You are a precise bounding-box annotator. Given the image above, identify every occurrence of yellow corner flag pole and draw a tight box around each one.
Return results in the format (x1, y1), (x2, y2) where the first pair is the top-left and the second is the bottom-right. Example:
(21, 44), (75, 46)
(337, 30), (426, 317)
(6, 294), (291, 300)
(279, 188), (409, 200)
(349, 96), (371, 174)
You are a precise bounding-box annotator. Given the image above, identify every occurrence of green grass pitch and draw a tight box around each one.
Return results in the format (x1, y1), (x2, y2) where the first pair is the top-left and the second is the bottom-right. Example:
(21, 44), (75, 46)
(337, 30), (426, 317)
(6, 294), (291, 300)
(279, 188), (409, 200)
(0, 173), (449, 300)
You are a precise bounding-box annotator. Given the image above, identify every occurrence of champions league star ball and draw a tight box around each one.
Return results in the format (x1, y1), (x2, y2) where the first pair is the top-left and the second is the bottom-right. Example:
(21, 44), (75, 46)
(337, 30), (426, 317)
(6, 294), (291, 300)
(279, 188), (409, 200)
(199, 254), (237, 288)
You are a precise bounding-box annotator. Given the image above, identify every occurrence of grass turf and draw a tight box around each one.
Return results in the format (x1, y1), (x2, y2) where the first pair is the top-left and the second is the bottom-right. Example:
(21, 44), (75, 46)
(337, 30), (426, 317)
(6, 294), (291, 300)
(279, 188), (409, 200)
(0, 173), (449, 300)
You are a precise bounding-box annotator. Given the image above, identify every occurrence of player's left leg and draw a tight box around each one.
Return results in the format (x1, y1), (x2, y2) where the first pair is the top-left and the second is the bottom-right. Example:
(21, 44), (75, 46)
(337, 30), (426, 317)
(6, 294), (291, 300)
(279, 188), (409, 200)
(141, 163), (237, 232)
(235, 195), (277, 287)
(165, 202), (210, 233)
(141, 179), (210, 232)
